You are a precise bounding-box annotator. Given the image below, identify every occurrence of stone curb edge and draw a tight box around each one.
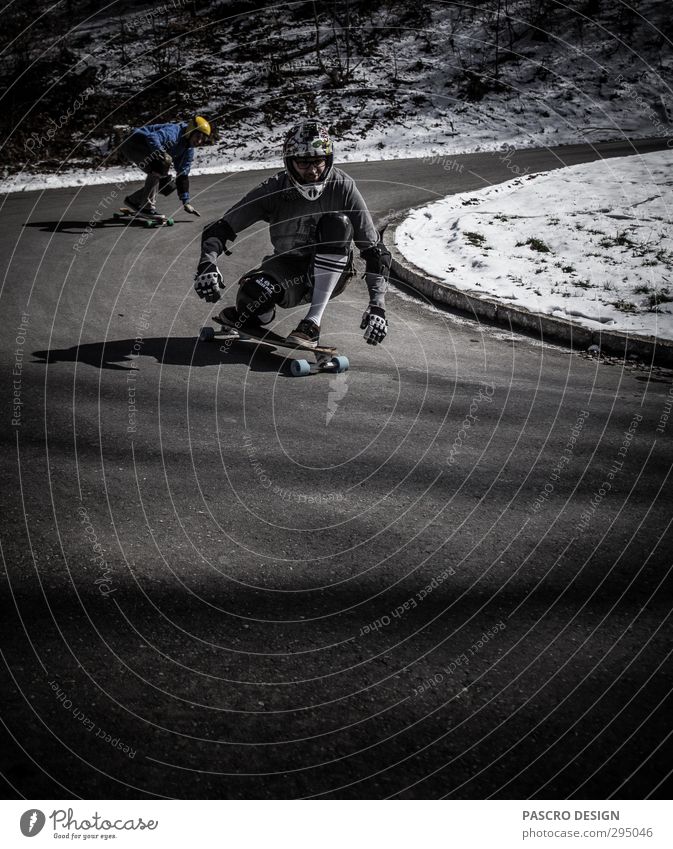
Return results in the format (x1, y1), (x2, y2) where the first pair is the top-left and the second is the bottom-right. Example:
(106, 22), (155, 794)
(384, 217), (673, 368)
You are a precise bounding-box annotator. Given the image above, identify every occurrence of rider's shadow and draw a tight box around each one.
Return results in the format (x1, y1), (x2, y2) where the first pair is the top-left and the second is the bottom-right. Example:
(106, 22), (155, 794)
(23, 218), (189, 234)
(23, 218), (124, 234)
(32, 336), (286, 373)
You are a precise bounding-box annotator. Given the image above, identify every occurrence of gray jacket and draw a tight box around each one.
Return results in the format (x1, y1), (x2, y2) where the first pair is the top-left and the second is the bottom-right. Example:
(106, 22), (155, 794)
(216, 167), (387, 305)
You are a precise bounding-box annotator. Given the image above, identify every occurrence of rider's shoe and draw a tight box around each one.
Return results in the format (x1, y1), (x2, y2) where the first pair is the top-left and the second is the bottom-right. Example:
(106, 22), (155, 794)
(286, 318), (320, 348)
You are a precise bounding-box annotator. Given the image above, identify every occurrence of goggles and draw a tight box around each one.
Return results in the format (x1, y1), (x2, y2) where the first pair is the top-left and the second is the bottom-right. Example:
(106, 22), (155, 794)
(292, 157), (327, 168)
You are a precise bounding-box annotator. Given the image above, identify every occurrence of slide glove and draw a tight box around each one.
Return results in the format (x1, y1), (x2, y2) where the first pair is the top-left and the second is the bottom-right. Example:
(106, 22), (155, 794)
(183, 203), (201, 216)
(360, 305), (388, 346)
(194, 262), (224, 303)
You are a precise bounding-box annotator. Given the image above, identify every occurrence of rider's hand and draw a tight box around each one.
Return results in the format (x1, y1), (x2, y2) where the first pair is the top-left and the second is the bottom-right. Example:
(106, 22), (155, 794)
(360, 304), (388, 346)
(183, 203), (201, 216)
(194, 262), (224, 302)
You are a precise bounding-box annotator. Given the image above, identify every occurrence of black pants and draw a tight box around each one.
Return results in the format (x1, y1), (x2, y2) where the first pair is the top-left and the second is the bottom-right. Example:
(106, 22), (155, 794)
(236, 250), (355, 314)
(119, 133), (171, 208)
(233, 211), (356, 315)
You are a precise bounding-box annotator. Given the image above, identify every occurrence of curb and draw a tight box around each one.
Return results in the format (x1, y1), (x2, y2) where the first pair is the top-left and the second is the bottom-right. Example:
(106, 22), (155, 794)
(384, 217), (673, 368)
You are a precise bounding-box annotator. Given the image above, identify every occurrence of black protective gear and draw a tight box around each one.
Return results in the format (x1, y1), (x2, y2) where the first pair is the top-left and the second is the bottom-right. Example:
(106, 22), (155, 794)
(194, 262), (224, 302)
(361, 241), (392, 281)
(218, 304), (274, 333)
(315, 212), (353, 255)
(231, 242), (355, 315)
(360, 304), (388, 346)
(236, 273), (282, 318)
(202, 218), (236, 258)
(158, 176), (176, 196)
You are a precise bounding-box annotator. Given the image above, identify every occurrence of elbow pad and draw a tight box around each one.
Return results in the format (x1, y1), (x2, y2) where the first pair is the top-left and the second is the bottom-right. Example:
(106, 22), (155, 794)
(201, 218), (237, 256)
(361, 242), (392, 280)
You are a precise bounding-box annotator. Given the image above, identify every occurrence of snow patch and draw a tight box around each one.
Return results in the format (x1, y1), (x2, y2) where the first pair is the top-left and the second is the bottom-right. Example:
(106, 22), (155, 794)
(396, 150), (673, 339)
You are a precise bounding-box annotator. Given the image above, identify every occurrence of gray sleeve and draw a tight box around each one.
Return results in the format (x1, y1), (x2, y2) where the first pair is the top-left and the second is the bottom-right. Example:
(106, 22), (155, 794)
(200, 178), (276, 266)
(343, 180), (388, 308)
(220, 177), (277, 233)
(343, 180), (379, 251)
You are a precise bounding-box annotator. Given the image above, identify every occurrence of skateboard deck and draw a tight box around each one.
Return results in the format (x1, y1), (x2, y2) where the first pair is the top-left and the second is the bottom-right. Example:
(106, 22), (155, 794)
(199, 312), (349, 377)
(113, 207), (174, 227)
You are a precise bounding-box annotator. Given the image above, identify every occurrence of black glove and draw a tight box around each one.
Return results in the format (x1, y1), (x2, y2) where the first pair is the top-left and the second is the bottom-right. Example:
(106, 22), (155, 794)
(360, 305), (388, 345)
(194, 262), (224, 302)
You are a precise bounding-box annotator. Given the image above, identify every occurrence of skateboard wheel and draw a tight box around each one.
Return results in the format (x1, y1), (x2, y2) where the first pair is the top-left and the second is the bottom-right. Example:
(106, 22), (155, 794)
(331, 356), (349, 373)
(166, 218), (174, 226)
(199, 326), (215, 342)
(290, 359), (311, 377)
(144, 219), (153, 228)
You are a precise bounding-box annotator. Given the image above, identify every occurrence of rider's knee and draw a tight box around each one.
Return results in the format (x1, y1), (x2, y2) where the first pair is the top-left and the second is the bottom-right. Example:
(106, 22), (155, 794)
(236, 273), (283, 313)
(315, 213), (352, 255)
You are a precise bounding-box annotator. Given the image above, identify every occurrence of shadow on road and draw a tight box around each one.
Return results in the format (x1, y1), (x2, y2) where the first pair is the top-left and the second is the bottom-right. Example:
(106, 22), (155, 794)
(23, 218), (127, 234)
(32, 337), (286, 372)
(23, 219), (191, 234)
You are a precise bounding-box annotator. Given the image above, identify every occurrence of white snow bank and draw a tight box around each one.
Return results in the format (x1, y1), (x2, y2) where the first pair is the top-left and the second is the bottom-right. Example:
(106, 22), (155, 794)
(0, 130), (659, 196)
(396, 150), (673, 340)
(0, 157), (285, 195)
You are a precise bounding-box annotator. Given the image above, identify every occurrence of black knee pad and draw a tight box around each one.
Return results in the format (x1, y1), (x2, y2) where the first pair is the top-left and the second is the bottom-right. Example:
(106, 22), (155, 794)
(236, 273), (282, 315)
(315, 213), (353, 255)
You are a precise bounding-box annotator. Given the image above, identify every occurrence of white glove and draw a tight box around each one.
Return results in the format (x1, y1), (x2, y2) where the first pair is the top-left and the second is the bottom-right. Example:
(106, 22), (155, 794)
(360, 305), (388, 345)
(194, 263), (224, 302)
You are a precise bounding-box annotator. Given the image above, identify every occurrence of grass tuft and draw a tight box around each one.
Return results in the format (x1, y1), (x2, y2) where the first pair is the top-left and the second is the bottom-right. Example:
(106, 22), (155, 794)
(464, 231), (487, 248)
(516, 236), (551, 253)
(612, 299), (639, 314)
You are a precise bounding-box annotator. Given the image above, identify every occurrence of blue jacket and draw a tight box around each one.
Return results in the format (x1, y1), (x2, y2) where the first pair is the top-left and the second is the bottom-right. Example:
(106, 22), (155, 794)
(133, 122), (194, 201)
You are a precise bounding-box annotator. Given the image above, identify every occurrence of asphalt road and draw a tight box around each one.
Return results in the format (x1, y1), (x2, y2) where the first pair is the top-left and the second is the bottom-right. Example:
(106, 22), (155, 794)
(1, 139), (672, 799)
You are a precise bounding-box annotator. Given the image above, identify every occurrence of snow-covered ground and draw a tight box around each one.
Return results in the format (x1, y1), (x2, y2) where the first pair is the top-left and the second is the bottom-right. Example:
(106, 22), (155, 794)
(3, 0), (671, 194)
(396, 150), (673, 340)
(0, 159), (281, 195)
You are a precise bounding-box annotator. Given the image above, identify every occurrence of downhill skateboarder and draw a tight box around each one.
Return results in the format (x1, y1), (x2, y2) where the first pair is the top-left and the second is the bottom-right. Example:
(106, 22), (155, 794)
(119, 116), (211, 220)
(193, 119), (390, 349)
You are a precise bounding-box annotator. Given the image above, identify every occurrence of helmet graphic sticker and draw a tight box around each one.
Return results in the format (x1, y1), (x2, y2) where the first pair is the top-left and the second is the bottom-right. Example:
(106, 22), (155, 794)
(283, 120), (334, 200)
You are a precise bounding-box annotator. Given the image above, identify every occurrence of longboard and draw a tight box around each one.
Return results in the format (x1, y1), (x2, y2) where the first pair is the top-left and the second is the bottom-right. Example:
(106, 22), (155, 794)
(113, 207), (174, 228)
(198, 310), (349, 377)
